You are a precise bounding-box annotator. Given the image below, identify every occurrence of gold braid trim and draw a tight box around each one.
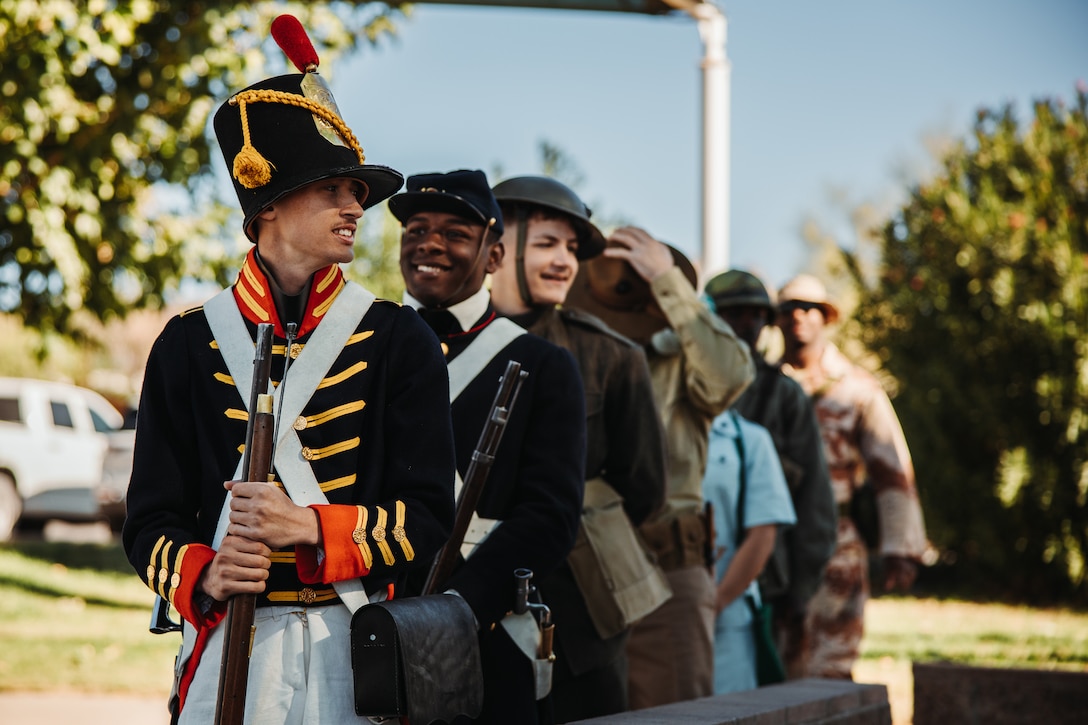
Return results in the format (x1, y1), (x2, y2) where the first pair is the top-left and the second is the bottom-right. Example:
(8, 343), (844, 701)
(228, 89), (366, 189)
(393, 500), (414, 562)
(372, 506), (396, 566)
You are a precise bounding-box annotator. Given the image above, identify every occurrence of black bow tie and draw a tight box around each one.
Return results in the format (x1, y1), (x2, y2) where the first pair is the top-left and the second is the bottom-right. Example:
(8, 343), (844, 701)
(418, 307), (461, 336)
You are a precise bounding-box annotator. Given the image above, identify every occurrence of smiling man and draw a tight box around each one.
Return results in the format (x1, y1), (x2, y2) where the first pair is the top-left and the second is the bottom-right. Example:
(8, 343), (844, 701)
(123, 17), (455, 725)
(391, 170), (587, 725)
(489, 176), (667, 722)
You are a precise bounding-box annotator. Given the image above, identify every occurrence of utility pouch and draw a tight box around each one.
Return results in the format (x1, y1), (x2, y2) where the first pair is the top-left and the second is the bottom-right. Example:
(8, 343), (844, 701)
(350, 594), (483, 725)
(567, 478), (673, 640)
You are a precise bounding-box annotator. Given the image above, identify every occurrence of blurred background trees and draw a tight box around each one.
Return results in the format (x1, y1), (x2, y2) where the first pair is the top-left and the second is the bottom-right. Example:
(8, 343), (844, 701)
(0, 1), (406, 339)
(839, 86), (1088, 604)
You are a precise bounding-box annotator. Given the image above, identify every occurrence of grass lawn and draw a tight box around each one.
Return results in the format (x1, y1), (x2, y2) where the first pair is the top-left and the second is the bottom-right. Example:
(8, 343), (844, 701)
(0, 542), (177, 695)
(854, 596), (1088, 724)
(3, 540), (1088, 724)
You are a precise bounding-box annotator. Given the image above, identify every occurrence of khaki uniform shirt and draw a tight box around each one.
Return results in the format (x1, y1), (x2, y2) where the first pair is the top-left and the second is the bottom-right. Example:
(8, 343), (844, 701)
(646, 266), (755, 521)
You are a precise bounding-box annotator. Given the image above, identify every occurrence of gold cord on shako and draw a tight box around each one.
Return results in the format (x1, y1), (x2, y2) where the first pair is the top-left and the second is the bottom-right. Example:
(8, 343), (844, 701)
(228, 15), (367, 189)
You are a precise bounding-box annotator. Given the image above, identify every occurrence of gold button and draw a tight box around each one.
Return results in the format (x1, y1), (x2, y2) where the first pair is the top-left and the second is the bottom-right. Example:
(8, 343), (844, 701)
(158, 568), (168, 584)
(352, 528), (367, 544)
(289, 343), (303, 359)
(146, 565), (155, 580)
(372, 526), (386, 543)
(299, 587), (316, 604)
(170, 573), (181, 589)
(293, 415), (307, 431)
(440, 342), (449, 356)
(393, 526), (406, 543)
(301, 447), (313, 461)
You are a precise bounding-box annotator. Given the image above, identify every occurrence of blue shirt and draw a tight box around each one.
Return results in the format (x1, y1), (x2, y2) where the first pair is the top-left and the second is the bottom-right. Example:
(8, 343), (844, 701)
(703, 410), (796, 694)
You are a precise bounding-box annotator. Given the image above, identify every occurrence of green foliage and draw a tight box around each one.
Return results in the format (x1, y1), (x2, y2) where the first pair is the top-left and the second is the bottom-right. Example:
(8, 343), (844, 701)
(0, 1), (406, 336)
(845, 86), (1088, 604)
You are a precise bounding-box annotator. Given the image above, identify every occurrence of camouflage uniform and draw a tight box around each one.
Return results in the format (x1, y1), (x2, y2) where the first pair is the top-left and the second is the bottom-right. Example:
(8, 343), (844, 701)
(782, 343), (926, 678)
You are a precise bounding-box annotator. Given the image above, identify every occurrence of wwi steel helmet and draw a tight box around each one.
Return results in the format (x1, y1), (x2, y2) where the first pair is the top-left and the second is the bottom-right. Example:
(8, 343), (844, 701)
(704, 270), (774, 315)
(492, 176), (606, 260)
(492, 175), (607, 309)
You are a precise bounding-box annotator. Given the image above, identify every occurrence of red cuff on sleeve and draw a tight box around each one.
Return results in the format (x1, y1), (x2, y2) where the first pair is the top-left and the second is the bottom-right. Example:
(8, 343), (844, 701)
(172, 543), (227, 629)
(296, 504), (371, 584)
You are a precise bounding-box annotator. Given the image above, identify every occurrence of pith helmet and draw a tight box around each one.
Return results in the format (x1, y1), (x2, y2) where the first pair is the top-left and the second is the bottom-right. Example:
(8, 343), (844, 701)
(704, 270), (774, 313)
(491, 176), (606, 260)
(212, 15), (403, 240)
(777, 274), (840, 323)
(565, 242), (698, 344)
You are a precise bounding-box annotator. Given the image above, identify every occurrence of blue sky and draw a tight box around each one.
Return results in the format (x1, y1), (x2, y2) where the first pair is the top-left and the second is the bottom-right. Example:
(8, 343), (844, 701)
(329, 0), (1087, 291)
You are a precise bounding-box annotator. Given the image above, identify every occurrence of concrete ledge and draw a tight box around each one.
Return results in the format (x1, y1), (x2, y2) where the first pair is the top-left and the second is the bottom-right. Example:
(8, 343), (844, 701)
(569, 678), (891, 724)
(913, 661), (1088, 725)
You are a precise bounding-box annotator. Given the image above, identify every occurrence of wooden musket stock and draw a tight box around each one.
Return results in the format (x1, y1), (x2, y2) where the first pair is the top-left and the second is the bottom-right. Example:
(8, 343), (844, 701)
(423, 360), (527, 596)
(214, 323), (275, 725)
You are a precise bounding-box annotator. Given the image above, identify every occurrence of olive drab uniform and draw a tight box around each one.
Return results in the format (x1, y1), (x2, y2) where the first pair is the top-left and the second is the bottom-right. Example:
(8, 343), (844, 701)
(512, 305), (667, 721)
(567, 250), (755, 708)
(490, 175), (668, 722)
(782, 342), (927, 678)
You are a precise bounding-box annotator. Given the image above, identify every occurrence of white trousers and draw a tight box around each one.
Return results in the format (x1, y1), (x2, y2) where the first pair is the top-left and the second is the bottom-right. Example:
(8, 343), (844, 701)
(179, 605), (368, 725)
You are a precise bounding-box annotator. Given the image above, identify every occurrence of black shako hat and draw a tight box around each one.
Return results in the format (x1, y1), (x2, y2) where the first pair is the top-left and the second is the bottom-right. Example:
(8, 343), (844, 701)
(388, 169), (504, 237)
(213, 15), (403, 240)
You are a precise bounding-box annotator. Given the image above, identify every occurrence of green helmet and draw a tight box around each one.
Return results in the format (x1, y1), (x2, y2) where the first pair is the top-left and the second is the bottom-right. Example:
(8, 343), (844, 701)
(492, 176), (606, 260)
(704, 270), (774, 313)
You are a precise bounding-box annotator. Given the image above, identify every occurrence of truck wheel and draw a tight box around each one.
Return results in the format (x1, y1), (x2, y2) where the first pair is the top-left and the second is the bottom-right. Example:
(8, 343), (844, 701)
(0, 472), (20, 542)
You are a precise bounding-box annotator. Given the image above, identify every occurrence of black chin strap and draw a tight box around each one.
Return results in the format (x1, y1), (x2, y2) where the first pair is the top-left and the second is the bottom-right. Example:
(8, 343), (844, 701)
(514, 208), (535, 308)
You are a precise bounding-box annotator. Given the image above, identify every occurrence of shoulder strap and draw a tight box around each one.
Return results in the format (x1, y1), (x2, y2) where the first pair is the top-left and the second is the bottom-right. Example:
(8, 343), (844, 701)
(204, 282), (377, 612)
(447, 317), (525, 402)
(733, 410), (748, 547)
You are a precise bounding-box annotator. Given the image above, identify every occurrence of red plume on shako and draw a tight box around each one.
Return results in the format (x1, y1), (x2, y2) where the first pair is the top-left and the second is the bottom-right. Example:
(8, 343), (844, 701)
(270, 14), (320, 71)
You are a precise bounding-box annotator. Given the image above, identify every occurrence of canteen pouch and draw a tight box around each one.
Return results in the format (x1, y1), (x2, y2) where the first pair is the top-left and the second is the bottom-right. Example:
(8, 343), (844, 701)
(351, 594), (483, 724)
(567, 478), (673, 640)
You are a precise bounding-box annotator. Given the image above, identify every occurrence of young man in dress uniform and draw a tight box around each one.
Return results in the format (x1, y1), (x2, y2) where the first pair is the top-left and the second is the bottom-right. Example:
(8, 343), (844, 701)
(704, 270), (837, 677)
(487, 175), (667, 722)
(122, 17), (456, 724)
(391, 169), (587, 725)
(566, 227), (754, 708)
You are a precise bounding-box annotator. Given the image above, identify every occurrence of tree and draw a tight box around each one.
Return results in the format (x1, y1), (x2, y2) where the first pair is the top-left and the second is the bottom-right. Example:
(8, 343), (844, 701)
(0, 1), (406, 336)
(842, 85), (1088, 603)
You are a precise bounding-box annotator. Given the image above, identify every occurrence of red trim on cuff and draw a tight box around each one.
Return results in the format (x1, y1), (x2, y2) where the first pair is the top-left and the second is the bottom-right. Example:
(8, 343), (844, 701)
(173, 544), (226, 629)
(297, 504), (371, 584)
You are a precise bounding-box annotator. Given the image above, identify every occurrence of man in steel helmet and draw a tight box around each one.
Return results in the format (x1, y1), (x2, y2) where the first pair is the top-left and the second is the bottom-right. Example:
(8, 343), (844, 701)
(704, 270), (836, 678)
(489, 176), (667, 722)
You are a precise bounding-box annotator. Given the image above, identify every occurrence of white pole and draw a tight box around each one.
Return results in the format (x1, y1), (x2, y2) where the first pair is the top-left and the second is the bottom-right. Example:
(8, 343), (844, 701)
(691, 3), (729, 278)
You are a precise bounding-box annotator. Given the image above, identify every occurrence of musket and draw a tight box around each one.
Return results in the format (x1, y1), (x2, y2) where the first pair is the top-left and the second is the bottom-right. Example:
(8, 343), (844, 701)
(214, 322), (276, 725)
(423, 360), (528, 596)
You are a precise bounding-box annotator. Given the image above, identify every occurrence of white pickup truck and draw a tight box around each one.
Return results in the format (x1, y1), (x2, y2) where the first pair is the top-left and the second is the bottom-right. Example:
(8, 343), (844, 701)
(0, 377), (134, 540)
